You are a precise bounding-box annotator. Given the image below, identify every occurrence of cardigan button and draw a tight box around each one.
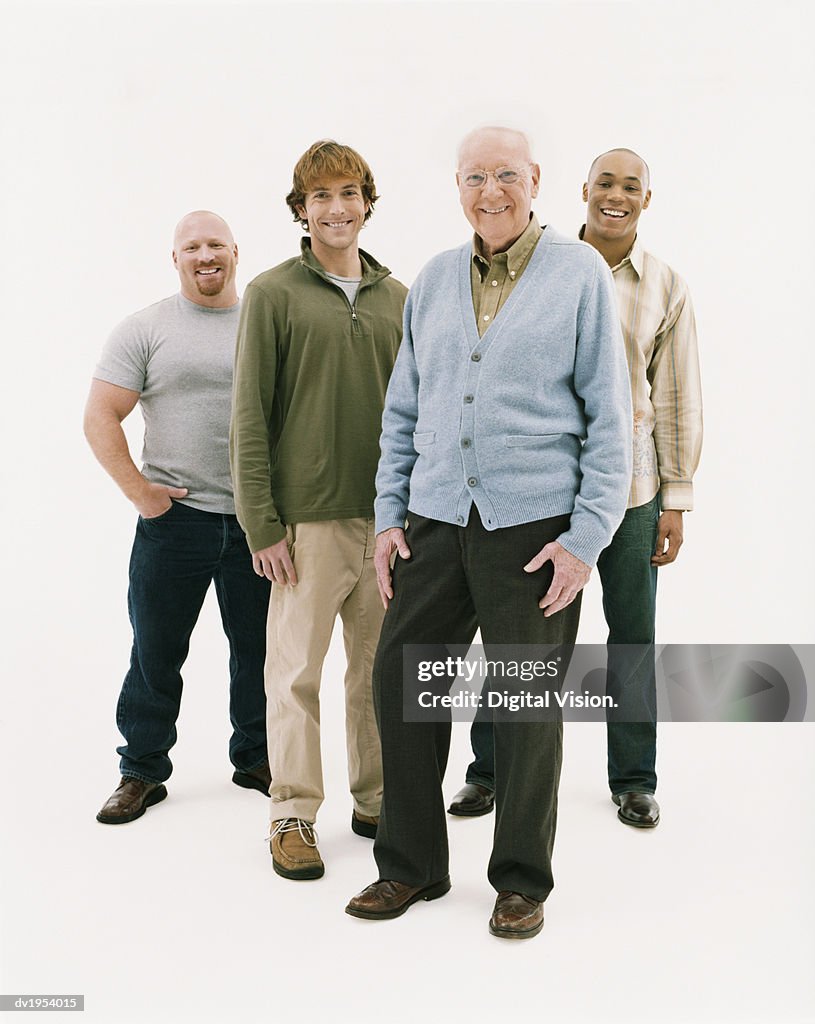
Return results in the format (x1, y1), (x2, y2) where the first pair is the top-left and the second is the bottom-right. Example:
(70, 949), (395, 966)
(471, 353), (481, 362)
(467, 477), (478, 487)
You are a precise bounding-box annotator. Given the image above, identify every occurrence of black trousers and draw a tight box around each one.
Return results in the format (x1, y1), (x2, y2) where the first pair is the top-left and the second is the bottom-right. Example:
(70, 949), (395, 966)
(372, 511), (581, 902)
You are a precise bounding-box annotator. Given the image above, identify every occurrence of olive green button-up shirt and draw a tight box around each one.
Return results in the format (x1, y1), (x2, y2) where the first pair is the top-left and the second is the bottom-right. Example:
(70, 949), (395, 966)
(470, 214), (543, 335)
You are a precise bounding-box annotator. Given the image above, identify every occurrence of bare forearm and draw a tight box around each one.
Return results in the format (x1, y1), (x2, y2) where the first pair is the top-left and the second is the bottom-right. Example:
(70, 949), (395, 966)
(84, 407), (148, 504)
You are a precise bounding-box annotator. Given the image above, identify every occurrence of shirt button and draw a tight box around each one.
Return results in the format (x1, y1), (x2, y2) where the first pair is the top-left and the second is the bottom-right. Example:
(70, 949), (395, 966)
(463, 394), (474, 403)
(467, 477), (478, 487)
(483, 315), (490, 322)
(509, 270), (516, 278)
(491, 280), (498, 287)
(471, 353), (481, 362)
(461, 439), (471, 448)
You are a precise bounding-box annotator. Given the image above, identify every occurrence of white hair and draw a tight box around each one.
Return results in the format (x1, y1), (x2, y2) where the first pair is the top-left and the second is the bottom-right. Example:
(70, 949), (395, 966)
(456, 126), (535, 167)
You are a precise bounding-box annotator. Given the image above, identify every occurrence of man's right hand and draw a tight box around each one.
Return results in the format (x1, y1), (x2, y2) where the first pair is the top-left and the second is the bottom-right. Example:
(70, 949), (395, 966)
(253, 537), (298, 586)
(374, 527), (411, 609)
(135, 482), (188, 520)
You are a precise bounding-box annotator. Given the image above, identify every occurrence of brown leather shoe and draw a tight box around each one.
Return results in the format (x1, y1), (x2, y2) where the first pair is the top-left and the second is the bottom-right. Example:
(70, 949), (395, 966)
(613, 792), (660, 828)
(232, 761), (271, 796)
(96, 777), (168, 825)
(489, 891), (544, 939)
(447, 783), (495, 817)
(350, 810), (379, 839)
(269, 818), (324, 880)
(345, 876), (451, 920)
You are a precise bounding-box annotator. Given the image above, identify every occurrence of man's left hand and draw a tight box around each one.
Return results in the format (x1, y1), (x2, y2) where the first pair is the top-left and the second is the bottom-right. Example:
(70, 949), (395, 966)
(525, 541), (591, 617)
(651, 510), (684, 566)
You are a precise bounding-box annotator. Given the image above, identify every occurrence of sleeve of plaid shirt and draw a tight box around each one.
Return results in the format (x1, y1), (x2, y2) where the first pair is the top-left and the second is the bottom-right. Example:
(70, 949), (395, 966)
(647, 276), (703, 511)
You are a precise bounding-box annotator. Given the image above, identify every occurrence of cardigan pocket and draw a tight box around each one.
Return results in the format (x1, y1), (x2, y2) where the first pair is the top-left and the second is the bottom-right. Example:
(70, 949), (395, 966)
(504, 433), (563, 447)
(413, 431), (436, 449)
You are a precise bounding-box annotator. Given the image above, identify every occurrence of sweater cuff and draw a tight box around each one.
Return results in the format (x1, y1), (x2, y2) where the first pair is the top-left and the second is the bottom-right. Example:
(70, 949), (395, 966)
(555, 521), (606, 569)
(375, 502), (409, 535)
(660, 481), (694, 512)
(246, 520), (287, 553)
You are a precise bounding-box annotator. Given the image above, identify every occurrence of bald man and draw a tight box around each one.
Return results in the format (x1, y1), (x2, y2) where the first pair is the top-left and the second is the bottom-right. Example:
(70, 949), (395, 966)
(85, 211), (271, 825)
(582, 149), (702, 825)
(346, 127), (632, 938)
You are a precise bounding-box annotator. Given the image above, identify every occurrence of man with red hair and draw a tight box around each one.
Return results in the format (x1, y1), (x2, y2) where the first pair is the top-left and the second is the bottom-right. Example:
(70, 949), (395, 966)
(231, 141), (407, 881)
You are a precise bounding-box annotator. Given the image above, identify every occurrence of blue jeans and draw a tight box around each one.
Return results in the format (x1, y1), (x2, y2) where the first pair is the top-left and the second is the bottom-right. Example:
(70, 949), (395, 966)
(115, 501), (271, 783)
(467, 496), (659, 796)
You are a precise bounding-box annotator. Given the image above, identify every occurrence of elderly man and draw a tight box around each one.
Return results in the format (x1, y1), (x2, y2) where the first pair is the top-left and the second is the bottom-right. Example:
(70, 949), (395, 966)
(345, 127), (632, 939)
(230, 141), (406, 881)
(85, 211), (271, 825)
(456, 148), (703, 829)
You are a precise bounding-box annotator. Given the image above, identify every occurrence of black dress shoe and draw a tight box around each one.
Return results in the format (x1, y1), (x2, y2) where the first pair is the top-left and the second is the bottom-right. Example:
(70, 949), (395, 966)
(612, 791), (660, 828)
(345, 877), (451, 920)
(447, 783), (495, 817)
(232, 761), (271, 796)
(351, 810), (378, 839)
(96, 777), (168, 824)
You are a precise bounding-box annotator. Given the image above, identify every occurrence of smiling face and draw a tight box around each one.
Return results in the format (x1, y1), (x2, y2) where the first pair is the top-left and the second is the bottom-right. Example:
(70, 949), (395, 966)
(457, 128), (540, 257)
(172, 211), (238, 308)
(295, 177), (369, 264)
(582, 149), (651, 250)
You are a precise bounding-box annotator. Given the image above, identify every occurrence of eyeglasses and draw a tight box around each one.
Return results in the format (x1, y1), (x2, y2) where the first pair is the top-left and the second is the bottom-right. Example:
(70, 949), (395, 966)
(459, 166), (530, 189)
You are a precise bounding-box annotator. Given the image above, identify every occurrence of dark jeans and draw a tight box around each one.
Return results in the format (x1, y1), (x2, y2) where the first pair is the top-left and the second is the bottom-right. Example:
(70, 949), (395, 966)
(115, 501), (271, 784)
(373, 511), (580, 902)
(466, 495), (659, 796)
(597, 495), (659, 794)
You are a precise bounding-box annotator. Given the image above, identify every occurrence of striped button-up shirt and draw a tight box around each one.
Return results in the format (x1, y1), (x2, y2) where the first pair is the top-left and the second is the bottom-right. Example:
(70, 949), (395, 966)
(584, 230), (703, 511)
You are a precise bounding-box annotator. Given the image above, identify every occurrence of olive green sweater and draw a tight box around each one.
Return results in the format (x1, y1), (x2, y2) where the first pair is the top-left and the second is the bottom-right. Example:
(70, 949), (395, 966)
(230, 238), (407, 552)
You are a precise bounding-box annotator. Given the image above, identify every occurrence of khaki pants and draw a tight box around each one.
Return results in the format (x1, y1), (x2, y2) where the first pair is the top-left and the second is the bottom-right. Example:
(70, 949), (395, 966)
(266, 518), (384, 823)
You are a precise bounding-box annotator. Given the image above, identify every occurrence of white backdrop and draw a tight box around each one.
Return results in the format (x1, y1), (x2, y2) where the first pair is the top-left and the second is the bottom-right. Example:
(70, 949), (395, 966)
(1, 2), (813, 1022)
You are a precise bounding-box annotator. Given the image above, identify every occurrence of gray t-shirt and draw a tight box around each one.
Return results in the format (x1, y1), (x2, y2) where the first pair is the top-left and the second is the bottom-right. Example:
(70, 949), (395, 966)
(324, 271), (361, 307)
(94, 292), (240, 514)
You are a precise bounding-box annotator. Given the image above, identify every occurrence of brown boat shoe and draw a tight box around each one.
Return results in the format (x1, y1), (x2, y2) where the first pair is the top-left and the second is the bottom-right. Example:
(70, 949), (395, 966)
(269, 818), (324, 880)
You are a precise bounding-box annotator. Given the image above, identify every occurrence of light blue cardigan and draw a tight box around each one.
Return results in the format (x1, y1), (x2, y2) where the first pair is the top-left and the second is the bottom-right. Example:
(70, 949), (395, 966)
(374, 227), (633, 567)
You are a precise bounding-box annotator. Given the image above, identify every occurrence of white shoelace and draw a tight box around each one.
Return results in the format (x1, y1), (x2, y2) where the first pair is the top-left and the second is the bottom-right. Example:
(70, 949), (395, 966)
(266, 817), (319, 847)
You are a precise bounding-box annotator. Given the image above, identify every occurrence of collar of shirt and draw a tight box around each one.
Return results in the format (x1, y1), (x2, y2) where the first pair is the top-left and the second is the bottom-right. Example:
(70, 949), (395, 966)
(472, 213), (542, 281)
(578, 223), (644, 278)
(619, 236), (644, 278)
